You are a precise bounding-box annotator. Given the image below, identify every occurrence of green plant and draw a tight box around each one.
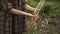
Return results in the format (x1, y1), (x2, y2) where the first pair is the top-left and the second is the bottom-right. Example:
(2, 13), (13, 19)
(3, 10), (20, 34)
(40, 3), (53, 16)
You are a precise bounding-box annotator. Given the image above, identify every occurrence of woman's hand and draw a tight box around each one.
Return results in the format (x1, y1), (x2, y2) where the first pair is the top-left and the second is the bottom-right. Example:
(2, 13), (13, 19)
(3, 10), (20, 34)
(31, 8), (40, 22)
(34, 8), (40, 14)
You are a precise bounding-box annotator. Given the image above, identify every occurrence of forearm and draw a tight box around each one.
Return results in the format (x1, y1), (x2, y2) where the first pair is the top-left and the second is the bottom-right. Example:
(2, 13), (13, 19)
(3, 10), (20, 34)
(10, 8), (33, 17)
(25, 4), (35, 11)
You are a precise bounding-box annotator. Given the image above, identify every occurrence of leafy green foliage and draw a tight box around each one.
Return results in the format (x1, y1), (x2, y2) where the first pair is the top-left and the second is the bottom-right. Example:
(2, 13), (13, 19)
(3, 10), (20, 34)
(27, 0), (37, 7)
(41, 3), (53, 16)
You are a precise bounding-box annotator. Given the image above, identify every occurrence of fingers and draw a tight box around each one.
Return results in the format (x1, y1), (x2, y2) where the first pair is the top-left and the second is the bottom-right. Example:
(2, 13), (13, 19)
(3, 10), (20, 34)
(34, 8), (40, 14)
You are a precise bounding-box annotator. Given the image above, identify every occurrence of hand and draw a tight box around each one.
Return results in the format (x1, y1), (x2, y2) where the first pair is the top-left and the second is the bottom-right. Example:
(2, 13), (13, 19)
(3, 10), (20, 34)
(34, 8), (40, 14)
(31, 14), (39, 22)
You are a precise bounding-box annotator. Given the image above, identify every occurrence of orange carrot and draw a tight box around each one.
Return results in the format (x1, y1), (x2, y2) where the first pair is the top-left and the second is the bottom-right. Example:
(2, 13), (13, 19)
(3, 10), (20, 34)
(31, 14), (39, 22)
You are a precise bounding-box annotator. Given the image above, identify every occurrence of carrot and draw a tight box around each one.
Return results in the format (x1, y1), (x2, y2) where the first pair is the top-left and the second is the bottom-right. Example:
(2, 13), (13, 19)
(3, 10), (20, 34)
(31, 14), (39, 22)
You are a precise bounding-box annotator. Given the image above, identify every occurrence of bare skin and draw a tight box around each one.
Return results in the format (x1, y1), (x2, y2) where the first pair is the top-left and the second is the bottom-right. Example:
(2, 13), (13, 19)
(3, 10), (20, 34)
(10, 8), (34, 17)
(10, 4), (36, 17)
(25, 4), (35, 11)
(10, 4), (39, 22)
